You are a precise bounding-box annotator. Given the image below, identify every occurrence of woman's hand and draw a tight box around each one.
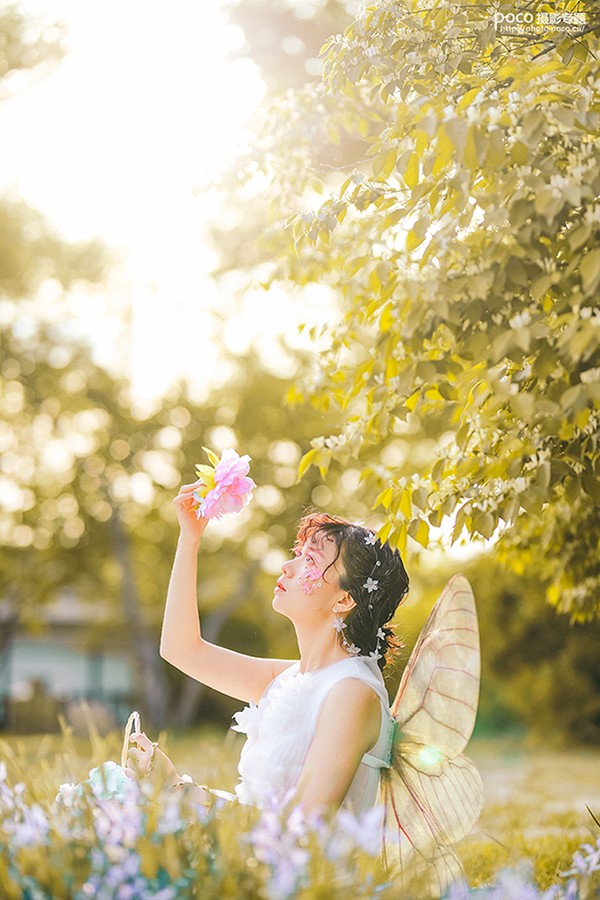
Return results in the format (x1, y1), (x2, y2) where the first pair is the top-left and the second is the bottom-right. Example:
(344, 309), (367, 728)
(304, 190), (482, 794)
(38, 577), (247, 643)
(173, 480), (210, 544)
(124, 731), (180, 790)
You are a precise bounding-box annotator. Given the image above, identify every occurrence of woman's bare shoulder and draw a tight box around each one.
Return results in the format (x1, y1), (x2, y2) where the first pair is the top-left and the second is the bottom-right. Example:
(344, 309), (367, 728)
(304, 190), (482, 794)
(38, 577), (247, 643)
(324, 676), (382, 707)
(320, 677), (382, 735)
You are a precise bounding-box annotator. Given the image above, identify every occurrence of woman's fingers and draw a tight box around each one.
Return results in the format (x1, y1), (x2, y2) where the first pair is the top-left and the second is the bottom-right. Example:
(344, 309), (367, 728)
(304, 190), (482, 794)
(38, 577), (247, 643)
(127, 747), (145, 764)
(173, 492), (201, 510)
(126, 748), (150, 776)
(128, 733), (154, 763)
(178, 480), (206, 494)
(130, 731), (152, 751)
(173, 494), (195, 506)
(126, 742), (154, 777)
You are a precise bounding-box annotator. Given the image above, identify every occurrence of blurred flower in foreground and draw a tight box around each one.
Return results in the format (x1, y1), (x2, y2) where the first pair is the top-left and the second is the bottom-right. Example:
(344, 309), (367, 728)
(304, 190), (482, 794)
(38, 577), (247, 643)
(2, 760), (600, 899)
(86, 761), (132, 802)
(192, 446), (256, 519)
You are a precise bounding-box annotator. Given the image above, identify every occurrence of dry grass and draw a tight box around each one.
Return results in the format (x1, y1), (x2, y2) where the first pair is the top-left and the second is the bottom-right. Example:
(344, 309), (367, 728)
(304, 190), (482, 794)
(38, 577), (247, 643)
(463, 736), (600, 891)
(1, 727), (599, 895)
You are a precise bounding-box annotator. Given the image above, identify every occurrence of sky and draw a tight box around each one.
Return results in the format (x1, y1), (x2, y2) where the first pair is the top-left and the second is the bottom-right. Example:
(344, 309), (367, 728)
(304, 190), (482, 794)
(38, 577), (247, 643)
(1, 0), (332, 405)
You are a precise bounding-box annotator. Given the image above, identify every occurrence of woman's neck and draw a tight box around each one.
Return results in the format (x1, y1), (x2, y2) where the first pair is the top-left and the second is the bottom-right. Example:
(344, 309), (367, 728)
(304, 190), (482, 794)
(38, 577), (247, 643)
(295, 624), (351, 674)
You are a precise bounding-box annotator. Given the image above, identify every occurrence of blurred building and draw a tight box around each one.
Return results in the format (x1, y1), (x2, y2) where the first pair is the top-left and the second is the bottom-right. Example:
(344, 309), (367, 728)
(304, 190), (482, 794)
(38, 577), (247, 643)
(0, 592), (134, 733)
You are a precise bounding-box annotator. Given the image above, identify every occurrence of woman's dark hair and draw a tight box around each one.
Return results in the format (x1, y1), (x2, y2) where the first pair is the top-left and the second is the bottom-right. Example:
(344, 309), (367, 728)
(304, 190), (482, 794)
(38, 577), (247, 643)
(293, 509), (410, 671)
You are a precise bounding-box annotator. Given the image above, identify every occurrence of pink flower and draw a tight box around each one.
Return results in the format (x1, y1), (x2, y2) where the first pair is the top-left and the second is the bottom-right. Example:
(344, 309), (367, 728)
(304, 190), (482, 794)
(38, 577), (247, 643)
(192, 448), (256, 520)
(213, 448), (248, 481)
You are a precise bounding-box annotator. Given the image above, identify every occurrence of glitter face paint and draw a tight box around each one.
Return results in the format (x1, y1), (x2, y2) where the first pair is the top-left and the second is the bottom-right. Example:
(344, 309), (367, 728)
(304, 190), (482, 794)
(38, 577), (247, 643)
(291, 544), (324, 595)
(300, 567), (323, 595)
(298, 562), (323, 595)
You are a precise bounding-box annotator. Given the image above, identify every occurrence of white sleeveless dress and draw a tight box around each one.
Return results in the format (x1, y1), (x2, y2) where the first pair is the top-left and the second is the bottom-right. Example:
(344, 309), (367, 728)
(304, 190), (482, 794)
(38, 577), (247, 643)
(230, 656), (394, 815)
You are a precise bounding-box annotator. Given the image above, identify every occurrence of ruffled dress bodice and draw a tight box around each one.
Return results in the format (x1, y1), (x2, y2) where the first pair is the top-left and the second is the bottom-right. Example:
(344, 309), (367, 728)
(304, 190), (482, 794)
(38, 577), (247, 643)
(230, 656), (394, 814)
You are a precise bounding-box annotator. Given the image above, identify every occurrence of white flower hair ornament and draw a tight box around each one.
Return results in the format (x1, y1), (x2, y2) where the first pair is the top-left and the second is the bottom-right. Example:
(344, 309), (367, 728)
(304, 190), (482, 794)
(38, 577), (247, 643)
(333, 536), (388, 659)
(323, 528), (483, 896)
(364, 547), (383, 611)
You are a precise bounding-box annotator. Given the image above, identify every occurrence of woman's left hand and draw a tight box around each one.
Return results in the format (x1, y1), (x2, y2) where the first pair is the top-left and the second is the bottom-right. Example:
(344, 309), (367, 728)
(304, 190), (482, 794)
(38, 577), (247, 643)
(124, 731), (180, 790)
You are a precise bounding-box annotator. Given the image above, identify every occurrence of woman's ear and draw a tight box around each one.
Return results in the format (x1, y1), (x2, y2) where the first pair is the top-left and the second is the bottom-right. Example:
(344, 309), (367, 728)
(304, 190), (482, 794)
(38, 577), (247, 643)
(334, 592), (356, 615)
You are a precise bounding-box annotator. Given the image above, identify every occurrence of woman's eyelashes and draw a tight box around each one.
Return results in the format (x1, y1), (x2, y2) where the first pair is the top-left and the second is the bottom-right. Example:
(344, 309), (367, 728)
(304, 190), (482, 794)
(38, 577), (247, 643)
(291, 547), (313, 563)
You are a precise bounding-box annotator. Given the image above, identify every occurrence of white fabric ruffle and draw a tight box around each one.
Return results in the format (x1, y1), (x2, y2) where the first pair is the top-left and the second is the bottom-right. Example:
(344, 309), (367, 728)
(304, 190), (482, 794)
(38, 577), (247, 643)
(231, 657), (393, 812)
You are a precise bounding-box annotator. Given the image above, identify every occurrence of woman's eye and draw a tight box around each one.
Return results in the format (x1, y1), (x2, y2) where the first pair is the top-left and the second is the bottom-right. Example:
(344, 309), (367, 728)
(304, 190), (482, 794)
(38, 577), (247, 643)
(305, 555), (313, 564)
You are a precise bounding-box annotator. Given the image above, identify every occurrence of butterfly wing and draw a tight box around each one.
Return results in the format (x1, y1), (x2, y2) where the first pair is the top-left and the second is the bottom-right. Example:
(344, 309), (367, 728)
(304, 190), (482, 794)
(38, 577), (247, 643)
(381, 749), (483, 895)
(391, 573), (480, 755)
(381, 573), (484, 896)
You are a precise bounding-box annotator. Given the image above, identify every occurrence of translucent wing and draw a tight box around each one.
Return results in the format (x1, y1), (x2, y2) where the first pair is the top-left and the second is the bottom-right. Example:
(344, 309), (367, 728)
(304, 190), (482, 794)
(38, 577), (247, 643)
(381, 573), (484, 898)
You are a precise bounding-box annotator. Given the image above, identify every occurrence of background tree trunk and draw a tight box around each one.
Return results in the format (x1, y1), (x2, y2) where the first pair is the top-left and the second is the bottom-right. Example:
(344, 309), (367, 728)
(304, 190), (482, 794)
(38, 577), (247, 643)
(108, 508), (169, 730)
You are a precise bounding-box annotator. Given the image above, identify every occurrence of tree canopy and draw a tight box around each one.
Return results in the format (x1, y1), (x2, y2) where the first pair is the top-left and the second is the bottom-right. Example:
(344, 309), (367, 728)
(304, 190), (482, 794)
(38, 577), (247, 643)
(216, 0), (600, 621)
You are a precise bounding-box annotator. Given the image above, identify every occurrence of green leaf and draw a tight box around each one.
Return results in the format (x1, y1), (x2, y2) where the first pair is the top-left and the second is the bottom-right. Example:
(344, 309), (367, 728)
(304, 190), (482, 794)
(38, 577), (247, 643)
(369, 267), (381, 292)
(510, 140), (529, 165)
(404, 151), (419, 189)
(474, 510), (495, 539)
(564, 476), (581, 504)
(569, 224), (591, 252)
(511, 392), (536, 422)
(457, 87), (480, 110)
(378, 520), (393, 543)
(560, 385), (585, 412)
(531, 274), (553, 303)
(581, 248), (600, 296)
(399, 488), (412, 519)
(392, 522), (408, 554)
(373, 485), (394, 510)
(408, 517), (429, 548)
(373, 148), (397, 180)
(297, 447), (319, 480)
(202, 446), (220, 467)
(582, 474), (600, 503)
(406, 228), (426, 253)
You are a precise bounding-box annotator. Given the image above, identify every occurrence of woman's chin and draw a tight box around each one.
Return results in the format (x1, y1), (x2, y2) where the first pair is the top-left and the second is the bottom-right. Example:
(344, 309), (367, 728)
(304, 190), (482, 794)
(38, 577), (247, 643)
(272, 594), (291, 617)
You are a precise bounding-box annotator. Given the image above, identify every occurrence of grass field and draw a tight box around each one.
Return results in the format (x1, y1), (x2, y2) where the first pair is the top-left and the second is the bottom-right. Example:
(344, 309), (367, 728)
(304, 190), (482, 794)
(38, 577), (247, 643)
(463, 737), (600, 890)
(1, 727), (599, 896)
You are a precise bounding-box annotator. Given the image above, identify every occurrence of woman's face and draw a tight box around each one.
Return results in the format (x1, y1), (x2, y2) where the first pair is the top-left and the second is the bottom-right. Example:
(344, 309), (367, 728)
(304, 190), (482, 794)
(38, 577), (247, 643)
(272, 532), (347, 625)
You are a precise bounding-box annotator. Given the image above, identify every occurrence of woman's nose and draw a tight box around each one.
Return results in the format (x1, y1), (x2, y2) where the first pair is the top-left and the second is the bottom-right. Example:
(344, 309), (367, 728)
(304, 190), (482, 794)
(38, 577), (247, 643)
(281, 557), (294, 576)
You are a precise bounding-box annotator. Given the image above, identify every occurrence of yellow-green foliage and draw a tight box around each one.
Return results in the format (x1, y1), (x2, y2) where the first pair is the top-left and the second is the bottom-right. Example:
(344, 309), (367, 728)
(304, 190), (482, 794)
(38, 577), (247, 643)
(226, 0), (600, 621)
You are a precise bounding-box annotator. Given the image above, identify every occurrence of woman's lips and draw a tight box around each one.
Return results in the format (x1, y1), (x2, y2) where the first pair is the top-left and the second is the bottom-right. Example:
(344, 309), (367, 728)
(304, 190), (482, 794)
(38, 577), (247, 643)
(275, 580), (286, 592)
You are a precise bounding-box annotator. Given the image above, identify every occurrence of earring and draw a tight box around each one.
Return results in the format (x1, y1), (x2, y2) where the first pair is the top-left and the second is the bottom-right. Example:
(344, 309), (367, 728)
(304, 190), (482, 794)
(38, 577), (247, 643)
(332, 612), (346, 634)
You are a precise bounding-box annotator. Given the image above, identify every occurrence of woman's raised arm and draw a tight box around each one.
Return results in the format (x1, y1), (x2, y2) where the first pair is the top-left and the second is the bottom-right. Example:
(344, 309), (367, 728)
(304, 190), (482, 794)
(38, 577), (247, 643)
(159, 480), (293, 703)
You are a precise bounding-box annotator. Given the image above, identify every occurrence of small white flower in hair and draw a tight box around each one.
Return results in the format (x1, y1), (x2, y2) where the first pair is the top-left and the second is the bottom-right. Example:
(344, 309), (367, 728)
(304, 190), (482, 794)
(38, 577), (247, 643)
(364, 532), (377, 545)
(369, 649), (382, 661)
(364, 577), (379, 593)
(346, 642), (361, 656)
(332, 615), (347, 632)
(376, 627), (386, 640)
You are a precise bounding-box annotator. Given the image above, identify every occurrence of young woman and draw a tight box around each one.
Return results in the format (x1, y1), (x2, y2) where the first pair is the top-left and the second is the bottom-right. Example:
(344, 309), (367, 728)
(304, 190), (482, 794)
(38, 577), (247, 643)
(125, 477), (410, 817)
